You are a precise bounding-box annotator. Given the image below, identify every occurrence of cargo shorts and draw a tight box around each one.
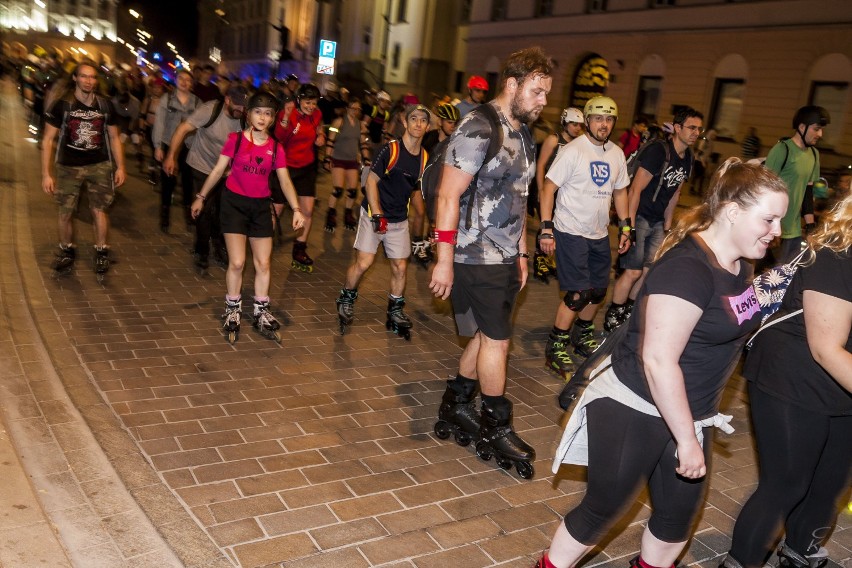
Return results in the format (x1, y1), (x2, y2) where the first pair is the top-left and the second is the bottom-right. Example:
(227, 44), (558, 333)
(55, 161), (115, 214)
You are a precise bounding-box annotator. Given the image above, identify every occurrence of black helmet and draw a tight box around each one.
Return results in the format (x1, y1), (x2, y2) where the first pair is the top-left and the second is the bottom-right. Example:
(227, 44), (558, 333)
(436, 103), (460, 122)
(285, 73), (299, 82)
(296, 83), (320, 101)
(247, 92), (280, 113)
(792, 105), (830, 129)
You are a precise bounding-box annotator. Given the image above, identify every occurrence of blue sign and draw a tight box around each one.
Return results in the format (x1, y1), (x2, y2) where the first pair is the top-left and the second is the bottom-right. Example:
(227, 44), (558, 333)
(152, 52), (161, 61)
(319, 39), (337, 59)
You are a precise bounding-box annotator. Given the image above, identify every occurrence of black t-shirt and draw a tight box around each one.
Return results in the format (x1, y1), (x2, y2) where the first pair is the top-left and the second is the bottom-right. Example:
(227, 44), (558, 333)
(362, 141), (423, 223)
(365, 104), (389, 143)
(318, 96), (346, 125)
(636, 140), (692, 223)
(613, 236), (760, 419)
(744, 248), (852, 415)
(45, 96), (117, 167)
(421, 130), (442, 155)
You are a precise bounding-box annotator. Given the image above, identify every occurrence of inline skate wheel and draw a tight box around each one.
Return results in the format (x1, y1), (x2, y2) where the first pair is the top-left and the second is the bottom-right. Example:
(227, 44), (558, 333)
(454, 430), (471, 447)
(516, 461), (534, 479)
(273, 330), (282, 343)
(433, 421), (451, 440)
(475, 441), (493, 461)
(496, 455), (512, 470)
(227, 330), (238, 344)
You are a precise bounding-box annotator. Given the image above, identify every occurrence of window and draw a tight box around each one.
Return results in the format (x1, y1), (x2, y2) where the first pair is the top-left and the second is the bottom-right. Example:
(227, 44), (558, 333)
(587, 0), (607, 13)
(455, 71), (464, 93)
(708, 79), (745, 139)
(809, 82), (847, 149)
(392, 42), (401, 70)
(635, 76), (662, 122)
(650, 0), (675, 6)
(396, 0), (408, 23)
(461, 0), (473, 23)
(535, 0), (554, 17)
(491, 0), (508, 21)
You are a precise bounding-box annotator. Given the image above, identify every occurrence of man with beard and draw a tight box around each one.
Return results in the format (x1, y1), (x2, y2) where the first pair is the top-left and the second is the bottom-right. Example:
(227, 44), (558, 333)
(164, 85), (248, 270)
(41, 61), (126, 278)
(538, 96), (632, 379)
(429, 47), (553, 479)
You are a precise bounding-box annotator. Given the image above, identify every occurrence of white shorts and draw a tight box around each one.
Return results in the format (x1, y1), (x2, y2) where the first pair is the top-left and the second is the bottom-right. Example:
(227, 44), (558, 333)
(353, 207), (411, 259)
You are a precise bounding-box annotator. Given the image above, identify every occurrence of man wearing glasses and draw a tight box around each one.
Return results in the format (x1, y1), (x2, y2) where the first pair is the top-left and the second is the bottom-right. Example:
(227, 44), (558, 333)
(603, 107), (702, 333)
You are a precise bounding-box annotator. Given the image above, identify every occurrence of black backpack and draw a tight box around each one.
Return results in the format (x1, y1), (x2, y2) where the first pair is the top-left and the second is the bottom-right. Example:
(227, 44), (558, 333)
(419, 103), (504, 229)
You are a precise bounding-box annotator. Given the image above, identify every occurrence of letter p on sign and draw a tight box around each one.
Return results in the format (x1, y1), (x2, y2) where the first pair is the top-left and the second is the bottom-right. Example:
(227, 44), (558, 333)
(320, 40), (337, 59)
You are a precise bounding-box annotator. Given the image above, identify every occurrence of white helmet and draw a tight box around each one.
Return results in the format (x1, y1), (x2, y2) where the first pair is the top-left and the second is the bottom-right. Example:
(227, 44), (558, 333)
(376, 90), (391, 103)
(561, 107), (584, 125)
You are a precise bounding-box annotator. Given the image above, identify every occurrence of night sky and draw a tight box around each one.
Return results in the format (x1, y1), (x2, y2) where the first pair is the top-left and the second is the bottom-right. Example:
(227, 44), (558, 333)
(124, 0), (199, 58)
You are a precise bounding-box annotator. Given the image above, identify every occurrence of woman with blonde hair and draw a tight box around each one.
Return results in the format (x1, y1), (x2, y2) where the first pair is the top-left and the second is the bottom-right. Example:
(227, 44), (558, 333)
(723, 193), (852, 568)
(538, 158), (788, 568)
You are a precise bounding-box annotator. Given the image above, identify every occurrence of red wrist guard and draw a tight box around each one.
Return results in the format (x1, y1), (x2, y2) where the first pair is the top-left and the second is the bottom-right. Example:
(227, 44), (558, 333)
(432, 229), (458, 245)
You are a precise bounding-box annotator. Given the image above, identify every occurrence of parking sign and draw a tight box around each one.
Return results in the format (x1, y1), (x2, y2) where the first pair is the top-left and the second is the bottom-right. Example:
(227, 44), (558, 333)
(319, 39), (337, 59)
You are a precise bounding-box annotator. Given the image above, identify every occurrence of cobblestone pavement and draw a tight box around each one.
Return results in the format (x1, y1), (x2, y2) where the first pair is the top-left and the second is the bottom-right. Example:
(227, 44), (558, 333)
(1, 81), (849, 567)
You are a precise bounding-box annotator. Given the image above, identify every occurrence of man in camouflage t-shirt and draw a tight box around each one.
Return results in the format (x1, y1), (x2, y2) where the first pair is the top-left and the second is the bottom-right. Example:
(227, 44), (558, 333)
(429, 47), (553, 477)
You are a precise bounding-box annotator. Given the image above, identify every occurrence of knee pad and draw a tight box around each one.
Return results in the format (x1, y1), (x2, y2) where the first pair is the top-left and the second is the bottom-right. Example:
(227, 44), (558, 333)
(331, 186), (344, 198)
(589, 287), (607, 305)
(346, 188), (357, 199)
(563, 289), (592, 312)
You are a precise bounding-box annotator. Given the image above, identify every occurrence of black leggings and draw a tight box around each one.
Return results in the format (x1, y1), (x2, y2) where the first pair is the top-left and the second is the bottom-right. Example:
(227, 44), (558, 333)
(729, 384), (852, 567)
(564, 398), (713, 544)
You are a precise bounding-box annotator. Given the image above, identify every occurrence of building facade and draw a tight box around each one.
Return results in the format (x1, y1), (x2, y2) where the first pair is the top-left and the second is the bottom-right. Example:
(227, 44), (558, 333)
(1, 0), (120, 64)
(464, 0), (852, 168)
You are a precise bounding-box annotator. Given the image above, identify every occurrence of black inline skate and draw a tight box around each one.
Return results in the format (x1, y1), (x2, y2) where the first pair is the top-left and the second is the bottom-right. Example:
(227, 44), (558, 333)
(291, 241), (314, 273)
(344, 208), (357, 231)
(411, 240), (430, 270)
(570, 320), (600, 358)
(386, 294), (412, 340)
(434, 377), (480, 447)
(50, 244), (76, 278)
(778, 541), (829, 568)
(252, 299), (281, 342)
(475, 397), (535, 479)
(94, 246), (110, 283)
(532, 249), (553, 284)
(545, 329), (575, 380)
(335, 287), (357, 335)
(324, 207), (337, 233)
(222, 298), (241, 344)
(603, 302), (630, 333)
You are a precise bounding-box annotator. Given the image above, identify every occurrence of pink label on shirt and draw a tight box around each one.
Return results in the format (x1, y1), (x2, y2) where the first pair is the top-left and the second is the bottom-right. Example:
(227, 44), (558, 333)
(727, 286), (760, 325)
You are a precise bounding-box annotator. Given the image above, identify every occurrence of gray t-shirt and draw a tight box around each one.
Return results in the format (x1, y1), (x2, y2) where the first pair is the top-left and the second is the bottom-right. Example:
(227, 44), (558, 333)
(185, 100), (241, 174)
(454, 99), (480, 119)
(445, 102), (534, 265)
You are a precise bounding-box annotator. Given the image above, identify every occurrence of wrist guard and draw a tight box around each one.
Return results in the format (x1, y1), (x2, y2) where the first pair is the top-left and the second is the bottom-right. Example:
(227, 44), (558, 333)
(432, 229), (458, 245)
(371, 214), (388, 234)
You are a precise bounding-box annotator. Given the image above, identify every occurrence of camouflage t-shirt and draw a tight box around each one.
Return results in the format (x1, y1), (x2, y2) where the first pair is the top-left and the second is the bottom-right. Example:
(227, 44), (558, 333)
(444, 102), (534, 265)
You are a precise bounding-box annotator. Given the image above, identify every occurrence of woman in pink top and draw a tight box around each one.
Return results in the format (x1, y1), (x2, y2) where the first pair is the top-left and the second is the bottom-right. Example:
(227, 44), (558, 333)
(191, 92), (305, 343)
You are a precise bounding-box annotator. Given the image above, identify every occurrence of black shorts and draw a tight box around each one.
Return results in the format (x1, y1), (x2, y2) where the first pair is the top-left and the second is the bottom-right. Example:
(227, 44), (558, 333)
(451, 263), (520, 340)
(219, 188), (274, 238)
(554, 230), (611, 292)
(289, 163), (318, 198)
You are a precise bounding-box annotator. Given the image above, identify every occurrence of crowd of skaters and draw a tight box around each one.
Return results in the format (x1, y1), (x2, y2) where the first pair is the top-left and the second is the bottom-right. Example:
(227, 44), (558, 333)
(15, 44), (852, 568)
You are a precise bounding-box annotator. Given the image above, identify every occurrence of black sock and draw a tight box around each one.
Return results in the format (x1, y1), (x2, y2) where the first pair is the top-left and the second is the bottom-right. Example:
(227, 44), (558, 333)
(551, 326), (569, 335)
(575, 318), (593, 328)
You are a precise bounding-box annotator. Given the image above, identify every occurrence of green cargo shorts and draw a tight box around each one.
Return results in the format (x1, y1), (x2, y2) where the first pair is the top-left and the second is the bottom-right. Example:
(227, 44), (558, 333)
(55, 162), (115, 214)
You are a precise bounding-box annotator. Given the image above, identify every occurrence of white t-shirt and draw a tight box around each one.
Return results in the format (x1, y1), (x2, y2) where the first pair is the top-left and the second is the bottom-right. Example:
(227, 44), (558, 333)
(546, 134), (629, 239)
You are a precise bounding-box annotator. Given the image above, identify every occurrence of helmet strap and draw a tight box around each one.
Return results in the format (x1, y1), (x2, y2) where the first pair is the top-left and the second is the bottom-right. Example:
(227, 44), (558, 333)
(797, 124), (813, 147)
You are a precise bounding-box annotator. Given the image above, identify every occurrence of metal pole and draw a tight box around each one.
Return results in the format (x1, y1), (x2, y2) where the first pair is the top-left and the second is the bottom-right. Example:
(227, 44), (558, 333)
(379, 0), (391, 90)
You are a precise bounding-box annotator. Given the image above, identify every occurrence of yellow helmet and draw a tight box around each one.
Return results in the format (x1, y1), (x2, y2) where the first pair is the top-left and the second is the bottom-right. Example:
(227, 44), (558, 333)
(583, 96), (618, 119)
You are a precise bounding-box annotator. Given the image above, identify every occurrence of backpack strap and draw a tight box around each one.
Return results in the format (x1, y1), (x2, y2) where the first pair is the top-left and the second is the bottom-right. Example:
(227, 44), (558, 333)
(464, 103), (505, 230)
(650, 139), (673, 203)
(201, 99), (225, 129)
(418, 148), (429, 178)
(384, 139), (400, 175)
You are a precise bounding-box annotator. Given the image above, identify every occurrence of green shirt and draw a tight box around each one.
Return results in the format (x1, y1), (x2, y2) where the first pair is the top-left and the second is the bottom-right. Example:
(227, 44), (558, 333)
(765, 138), (819, 239)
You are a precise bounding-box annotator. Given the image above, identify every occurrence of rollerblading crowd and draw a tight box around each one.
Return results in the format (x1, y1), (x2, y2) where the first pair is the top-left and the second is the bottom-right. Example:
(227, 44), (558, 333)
(23, 40), (851, 568)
